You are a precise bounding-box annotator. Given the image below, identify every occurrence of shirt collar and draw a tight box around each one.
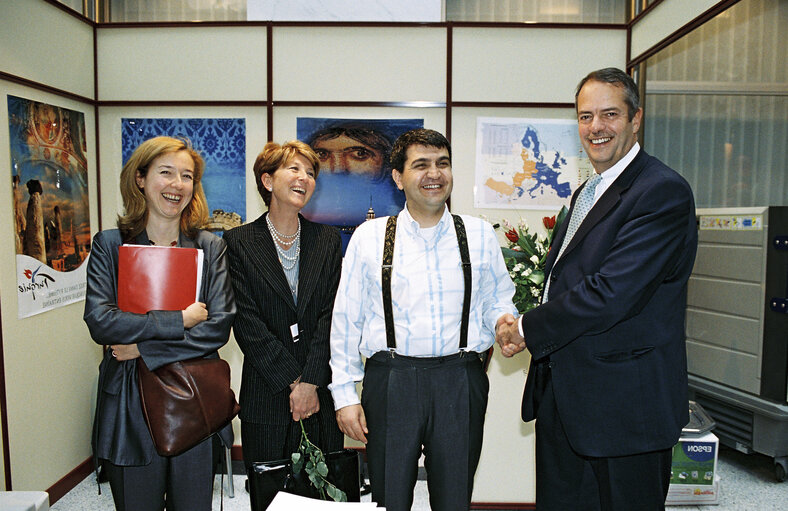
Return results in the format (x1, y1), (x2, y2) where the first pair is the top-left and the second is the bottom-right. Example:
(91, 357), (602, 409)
(400, 203), (452, 239)
(597, 142), (640, 185)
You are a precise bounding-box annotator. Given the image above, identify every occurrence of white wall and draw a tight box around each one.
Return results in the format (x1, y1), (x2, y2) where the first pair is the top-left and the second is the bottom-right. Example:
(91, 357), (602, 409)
(0, 0), (98, 492)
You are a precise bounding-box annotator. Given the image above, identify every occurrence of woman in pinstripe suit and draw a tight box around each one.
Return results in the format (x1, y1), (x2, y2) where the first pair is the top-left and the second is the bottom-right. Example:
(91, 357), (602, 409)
(224, 141), (343, 471)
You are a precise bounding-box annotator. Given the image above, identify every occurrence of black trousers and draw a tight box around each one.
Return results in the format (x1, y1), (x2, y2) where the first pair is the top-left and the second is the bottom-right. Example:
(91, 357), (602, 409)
(102, 436), (213, 511)
(534, 366), (672, 511)
(241, 412), (343, 472)
(362, 351), (489, 511)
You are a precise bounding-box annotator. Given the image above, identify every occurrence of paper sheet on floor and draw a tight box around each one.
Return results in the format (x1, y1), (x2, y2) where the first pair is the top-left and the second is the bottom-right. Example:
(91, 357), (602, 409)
(267, 491), (381, 509)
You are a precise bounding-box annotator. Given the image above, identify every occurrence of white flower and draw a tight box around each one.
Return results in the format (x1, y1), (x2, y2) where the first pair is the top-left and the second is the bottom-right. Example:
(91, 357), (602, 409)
(518, 218), (529, 231)
(479, 214), (490, 223)
(523, 268), (532, 276)
(502, 219), (514, 230)
(512, 263), (524, 272)
(530, 255), (539, 265)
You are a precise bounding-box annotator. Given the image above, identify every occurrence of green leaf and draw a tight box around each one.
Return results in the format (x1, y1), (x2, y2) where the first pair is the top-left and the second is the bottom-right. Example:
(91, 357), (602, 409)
(317, 461), (329, 477)
(327, 484), (348, 502)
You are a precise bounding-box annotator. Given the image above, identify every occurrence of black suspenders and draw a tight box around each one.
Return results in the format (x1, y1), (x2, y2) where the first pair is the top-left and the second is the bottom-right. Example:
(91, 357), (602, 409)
(381, 214), (472, 352)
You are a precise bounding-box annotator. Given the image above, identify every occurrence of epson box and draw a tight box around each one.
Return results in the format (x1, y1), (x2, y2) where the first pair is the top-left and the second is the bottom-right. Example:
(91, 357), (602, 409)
(669, 431), (719, 486)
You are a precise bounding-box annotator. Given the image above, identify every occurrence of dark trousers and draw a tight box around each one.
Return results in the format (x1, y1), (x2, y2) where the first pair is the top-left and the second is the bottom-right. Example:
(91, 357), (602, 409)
(362, 351), (488, 511)
(241, 413), (343, 472)
(102, 436), (213, 511)
(534, 368), (672, 511)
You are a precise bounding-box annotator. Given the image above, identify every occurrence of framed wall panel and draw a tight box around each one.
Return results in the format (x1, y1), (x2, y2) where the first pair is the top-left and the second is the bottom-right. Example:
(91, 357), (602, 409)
(630, 0), (719, 59)
(1, 0), (94, 100)
(272, 27), (447, 102)
(98, 106), (267, 226)
(96, 26), (268, 101)
(452, 27), (626, 103)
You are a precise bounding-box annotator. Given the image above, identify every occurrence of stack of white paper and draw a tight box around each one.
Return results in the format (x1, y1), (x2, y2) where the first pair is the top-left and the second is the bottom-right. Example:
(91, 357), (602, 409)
(267, 491), (382, 510)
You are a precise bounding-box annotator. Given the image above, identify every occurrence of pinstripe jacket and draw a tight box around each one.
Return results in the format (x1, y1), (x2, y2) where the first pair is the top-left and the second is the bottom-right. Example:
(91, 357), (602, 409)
(224, 213), (342, 426)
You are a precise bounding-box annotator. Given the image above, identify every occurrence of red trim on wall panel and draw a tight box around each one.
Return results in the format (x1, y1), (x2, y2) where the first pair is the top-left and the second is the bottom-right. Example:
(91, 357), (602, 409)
(0, 295), (11, 490)
(273, 101), (446, 108)
(446, 25), (453, 141)
(628, 0), (667, 28)
(267, 23), (274, 142)
(452, 102), (574, 109)
(98, 101), (269, 107)
(40, 0), (95, 26)
(628, 0), (742, 68)
(0, 71), (94, 105)
(46, 457), (93, 505)
(450, 21), (625, 30)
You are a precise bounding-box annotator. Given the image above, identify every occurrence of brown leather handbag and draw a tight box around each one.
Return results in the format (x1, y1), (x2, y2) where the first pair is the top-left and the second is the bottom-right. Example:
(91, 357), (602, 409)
(137, 357), (240, 457)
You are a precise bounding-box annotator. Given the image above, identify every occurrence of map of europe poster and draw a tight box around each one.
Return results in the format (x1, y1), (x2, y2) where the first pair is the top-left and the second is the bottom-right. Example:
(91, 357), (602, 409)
(475, 117), (594, 209)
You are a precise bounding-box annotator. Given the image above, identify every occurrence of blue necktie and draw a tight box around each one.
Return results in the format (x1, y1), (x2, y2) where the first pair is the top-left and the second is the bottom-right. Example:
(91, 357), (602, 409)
(543, 173), (602, 303)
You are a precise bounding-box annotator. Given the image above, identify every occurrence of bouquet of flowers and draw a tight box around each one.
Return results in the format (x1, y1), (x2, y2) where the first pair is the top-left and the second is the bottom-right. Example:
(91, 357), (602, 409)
(494, 206), (568, 313)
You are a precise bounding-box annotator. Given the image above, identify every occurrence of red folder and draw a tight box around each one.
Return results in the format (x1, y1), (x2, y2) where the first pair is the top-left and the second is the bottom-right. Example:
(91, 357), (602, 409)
(117, 245), (203, 314)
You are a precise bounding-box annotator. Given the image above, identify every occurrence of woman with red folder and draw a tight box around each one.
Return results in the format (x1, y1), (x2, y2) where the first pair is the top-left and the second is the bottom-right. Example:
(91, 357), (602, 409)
(224, 141), (343, 476)
(83, 136), (236, 510)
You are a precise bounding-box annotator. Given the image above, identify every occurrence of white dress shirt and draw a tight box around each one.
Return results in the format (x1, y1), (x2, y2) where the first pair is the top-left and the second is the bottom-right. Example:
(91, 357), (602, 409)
(329, 205), (517, 409)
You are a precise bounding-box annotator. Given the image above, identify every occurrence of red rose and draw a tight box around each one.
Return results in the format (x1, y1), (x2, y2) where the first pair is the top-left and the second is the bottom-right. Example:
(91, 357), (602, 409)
(543, 215), (556, 229)
(505, 229), (519, 243)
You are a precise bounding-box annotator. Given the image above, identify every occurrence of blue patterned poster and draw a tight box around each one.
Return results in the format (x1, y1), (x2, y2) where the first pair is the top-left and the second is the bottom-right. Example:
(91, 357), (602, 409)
(8, 95), (91, 318)
(297, 117), (422, 253)
(122, 118), (246, 234)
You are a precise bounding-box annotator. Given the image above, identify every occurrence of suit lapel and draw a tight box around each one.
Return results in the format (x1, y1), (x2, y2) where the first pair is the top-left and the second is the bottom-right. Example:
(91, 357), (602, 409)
(558, 149), (649, 260)
(296, 217), (322, 318)
(249, 214), (297, 312)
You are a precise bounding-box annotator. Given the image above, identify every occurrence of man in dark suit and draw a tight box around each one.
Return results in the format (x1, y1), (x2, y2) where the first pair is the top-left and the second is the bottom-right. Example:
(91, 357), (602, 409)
(497, 68), (698, 510)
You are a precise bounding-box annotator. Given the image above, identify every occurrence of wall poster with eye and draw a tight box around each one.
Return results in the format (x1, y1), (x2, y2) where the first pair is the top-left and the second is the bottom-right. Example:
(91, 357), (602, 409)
(297, 117), (422, 253)
(7, 95), (91, 318)
(121, 118), (246, 236)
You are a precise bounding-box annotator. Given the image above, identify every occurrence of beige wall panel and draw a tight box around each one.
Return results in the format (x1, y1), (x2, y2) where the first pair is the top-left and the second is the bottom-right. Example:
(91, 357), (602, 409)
(1, 0), (94, 99)
(452, 28), (626, 103)
(272, 27), (446, 102)
(631, 0), (720, 59)
(473, 351), (535, 502)
(98, 105), (267, 444)
(0, 80), (100, 491)
(96, 27), (267, 101)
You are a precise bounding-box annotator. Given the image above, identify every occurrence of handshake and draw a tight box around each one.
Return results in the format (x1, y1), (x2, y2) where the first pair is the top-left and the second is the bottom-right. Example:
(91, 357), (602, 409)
(495, 313), (526, 358)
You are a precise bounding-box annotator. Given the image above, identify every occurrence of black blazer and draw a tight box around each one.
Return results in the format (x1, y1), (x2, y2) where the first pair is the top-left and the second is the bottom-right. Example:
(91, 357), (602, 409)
(521, 149), (698, 458)
(84, 229), (236, 466)
(224, 214), (342, 426)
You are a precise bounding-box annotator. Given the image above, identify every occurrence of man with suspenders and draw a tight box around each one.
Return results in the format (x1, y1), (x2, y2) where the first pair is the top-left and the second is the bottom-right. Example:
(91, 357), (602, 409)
(329, 129), (517, 510)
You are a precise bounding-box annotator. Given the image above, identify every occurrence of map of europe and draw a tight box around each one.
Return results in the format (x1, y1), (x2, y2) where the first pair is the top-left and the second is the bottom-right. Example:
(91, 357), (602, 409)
(475, 117), (593, 209)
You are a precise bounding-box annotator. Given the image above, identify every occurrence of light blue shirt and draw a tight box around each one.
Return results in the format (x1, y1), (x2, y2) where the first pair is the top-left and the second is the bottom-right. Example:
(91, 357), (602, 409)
(329, 205), (517, 409)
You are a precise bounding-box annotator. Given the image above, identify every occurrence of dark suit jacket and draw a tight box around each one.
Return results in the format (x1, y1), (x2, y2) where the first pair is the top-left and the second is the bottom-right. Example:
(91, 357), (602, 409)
(224, 214), (342, 427)
(521, 149), (697, 458)
(84, 229), (236, 466)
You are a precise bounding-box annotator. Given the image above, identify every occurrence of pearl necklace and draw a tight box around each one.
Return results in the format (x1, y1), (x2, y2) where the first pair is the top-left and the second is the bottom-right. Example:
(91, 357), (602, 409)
(267, 215), (301, 271)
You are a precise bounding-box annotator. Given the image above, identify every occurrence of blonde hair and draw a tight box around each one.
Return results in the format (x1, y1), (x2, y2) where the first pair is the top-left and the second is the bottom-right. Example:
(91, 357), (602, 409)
(253, 140), (320, 207)
(117, 136), (208, 242)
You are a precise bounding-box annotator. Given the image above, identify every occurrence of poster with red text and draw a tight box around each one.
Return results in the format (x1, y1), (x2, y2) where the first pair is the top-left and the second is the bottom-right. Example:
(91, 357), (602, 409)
(7, 95), (91, 318)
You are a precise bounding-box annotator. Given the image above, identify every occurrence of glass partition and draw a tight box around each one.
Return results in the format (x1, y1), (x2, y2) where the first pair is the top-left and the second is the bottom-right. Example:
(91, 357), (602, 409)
(642, 0), (787, 208)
